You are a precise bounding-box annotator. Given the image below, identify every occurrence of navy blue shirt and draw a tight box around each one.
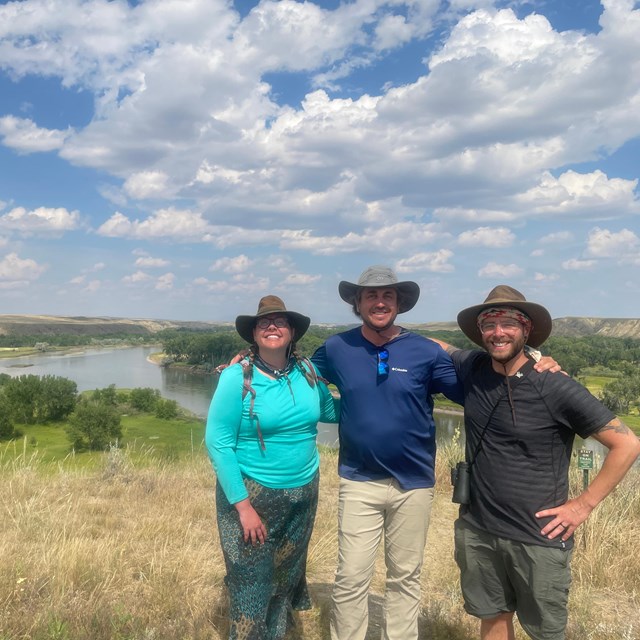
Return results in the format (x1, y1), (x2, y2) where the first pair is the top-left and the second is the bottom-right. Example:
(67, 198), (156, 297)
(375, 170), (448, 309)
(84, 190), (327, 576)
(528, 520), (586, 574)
(312, 328), (464, 489)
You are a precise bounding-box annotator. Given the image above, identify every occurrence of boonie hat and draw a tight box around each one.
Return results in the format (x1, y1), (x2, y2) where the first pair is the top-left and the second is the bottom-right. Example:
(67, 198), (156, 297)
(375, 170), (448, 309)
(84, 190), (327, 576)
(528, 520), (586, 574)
(338, 265), (420, 313)
(235, 295), (311, 344)
(457, 284), (552, 348)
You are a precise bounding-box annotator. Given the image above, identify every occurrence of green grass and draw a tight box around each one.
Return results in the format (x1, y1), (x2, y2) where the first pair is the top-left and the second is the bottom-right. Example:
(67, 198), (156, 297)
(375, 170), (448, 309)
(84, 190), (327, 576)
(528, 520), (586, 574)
(0, 411), (206, 469)
(120, 413), (206, 462)
(581, 375), (640, 435)
(580, 374), (618, 396)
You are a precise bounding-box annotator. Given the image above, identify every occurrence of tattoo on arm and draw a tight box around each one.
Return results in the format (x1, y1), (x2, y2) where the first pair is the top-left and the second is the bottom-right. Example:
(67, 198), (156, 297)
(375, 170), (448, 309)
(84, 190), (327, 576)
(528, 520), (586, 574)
(596, 418), (632, 436)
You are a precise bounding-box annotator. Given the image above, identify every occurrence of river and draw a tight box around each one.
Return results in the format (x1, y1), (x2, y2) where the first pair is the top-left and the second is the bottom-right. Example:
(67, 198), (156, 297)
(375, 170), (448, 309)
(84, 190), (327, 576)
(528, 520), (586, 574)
(0, 345), (610, 457)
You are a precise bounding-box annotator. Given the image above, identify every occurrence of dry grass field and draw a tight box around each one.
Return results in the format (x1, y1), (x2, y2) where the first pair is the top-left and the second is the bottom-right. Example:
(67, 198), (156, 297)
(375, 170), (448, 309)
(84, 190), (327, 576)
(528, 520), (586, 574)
(1, 441), (638, 640)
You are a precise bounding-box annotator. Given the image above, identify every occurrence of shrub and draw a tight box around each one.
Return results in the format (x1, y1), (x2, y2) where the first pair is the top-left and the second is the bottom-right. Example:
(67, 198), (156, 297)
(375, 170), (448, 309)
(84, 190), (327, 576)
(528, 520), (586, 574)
(1, 374), (77, 423)
(129, 388), (160, 412)
(0, 406), (14, 440)
(66, 399), (122, 451)
(155, 398), (179, 420)
(91, 384), (118, 406)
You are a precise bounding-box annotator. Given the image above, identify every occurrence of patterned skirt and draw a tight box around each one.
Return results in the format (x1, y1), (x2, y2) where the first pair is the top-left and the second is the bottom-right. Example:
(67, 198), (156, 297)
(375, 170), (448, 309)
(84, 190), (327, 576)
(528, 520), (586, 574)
(216, 472), (319, 640)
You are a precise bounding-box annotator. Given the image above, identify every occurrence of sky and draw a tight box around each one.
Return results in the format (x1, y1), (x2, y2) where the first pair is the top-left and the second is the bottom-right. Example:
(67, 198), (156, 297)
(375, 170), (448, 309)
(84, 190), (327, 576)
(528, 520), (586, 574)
(0, 0), (639, 325)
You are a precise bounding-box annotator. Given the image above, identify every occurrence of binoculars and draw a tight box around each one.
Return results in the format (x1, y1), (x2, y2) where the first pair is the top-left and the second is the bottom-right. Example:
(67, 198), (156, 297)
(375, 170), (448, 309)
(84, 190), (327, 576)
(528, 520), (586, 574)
(450, 461), (470, 505)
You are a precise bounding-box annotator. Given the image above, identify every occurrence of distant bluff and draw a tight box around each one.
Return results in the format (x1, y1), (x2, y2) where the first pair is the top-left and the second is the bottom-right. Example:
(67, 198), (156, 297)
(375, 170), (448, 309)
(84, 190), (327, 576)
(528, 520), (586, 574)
(409, 317), (640, 340)
(0, 315), (227, 336)
(0, 314), (640, 340)
(550, 317), (640, 339)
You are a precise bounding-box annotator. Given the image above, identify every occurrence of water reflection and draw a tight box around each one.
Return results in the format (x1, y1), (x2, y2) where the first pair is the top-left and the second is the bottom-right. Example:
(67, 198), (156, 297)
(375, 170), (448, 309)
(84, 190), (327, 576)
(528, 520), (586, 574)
(318, 412), (464, 449)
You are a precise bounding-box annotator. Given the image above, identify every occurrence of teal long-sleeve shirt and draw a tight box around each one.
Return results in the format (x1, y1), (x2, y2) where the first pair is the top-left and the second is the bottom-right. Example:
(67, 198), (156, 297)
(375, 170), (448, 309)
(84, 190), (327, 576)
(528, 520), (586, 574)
(205, 361), (337, 504)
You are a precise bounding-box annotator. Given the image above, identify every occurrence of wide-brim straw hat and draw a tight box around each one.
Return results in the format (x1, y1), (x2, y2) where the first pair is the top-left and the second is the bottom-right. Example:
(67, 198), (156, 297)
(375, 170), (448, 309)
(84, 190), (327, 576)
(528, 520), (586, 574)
(457, 284), (552, 348)
(235, 295), (310, 344)
(338, 265), (420, 314)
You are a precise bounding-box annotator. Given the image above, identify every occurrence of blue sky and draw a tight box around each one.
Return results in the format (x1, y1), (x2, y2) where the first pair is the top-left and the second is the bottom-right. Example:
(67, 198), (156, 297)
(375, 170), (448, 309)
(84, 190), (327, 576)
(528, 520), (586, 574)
(0, 0), (638, 325)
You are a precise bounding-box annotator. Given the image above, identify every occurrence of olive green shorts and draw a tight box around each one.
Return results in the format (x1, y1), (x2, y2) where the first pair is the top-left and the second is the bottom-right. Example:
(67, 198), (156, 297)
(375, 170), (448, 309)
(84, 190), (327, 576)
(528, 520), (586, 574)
(454, 519), (572, 640)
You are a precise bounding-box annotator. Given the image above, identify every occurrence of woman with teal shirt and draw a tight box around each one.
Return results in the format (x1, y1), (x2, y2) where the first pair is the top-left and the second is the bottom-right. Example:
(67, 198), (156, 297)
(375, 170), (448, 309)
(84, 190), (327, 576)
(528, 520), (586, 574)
(206, 295), (336, 640)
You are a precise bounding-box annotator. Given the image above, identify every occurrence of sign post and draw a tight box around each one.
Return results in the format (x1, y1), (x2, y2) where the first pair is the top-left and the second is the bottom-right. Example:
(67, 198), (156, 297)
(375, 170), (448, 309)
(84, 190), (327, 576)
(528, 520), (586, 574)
(577, 449), (594, 491)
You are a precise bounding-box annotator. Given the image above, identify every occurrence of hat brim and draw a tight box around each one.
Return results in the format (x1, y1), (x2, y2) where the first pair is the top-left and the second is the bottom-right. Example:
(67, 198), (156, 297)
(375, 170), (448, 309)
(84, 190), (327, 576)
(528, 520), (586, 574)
(457, 300), (552, 348)
(338, 280), (420, 314)
(235, 310), (311, 344)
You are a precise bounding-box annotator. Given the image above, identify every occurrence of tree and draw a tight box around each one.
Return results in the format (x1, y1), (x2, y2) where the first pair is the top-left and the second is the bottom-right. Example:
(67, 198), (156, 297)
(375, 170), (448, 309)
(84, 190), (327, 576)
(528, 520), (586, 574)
(155, 398), (179, 420)
(66, 399), (122, 451)
(38, 375), (78, 421)
(2, 375), (41, 423)
(0, 398), (15, 440)
(91, 384), (118, 406)
(600, 375), (640, 415)
(0, 374), (77, 424)
(129, 387), (160, 412)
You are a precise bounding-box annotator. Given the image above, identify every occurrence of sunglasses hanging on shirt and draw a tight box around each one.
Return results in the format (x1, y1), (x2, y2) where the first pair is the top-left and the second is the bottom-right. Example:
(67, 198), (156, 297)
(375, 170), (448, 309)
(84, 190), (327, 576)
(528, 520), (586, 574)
(377, 348), (389, 378)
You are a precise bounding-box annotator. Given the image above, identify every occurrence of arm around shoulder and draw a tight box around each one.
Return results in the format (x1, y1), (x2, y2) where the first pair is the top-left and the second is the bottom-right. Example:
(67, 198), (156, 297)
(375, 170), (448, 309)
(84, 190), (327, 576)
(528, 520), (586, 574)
(427, 336), (459, 355)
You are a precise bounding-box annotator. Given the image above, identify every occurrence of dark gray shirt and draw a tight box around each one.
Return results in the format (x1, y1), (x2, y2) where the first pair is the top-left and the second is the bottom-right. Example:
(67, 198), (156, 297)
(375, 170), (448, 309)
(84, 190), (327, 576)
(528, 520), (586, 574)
(451, 350), (614, 548)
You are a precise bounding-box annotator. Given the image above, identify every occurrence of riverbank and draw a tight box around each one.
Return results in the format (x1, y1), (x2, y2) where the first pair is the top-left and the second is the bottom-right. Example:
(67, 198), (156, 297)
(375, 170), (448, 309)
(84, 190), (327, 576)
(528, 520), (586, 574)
(0, 342), (155, 361)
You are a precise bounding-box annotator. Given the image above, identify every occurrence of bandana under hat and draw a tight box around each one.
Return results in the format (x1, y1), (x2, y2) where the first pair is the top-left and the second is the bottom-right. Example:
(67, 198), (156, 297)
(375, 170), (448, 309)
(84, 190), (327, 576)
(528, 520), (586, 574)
(477, 307), (532, 331)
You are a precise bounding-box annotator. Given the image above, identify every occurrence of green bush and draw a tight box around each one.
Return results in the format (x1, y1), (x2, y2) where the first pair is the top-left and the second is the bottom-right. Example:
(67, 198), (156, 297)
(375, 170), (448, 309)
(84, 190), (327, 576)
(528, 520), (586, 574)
(1, 374), (77, 424)
(91, 384), (118, 406)
(155, 398), (179, 420)
(66, 399), (122, 451)
(129, 388), (160, 412)
(0, 405), (14, 440)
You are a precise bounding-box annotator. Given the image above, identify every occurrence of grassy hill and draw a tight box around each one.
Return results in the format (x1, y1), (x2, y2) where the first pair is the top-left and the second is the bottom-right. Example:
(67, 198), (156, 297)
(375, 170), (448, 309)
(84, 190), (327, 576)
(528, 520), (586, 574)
(0, 314), (232, 337)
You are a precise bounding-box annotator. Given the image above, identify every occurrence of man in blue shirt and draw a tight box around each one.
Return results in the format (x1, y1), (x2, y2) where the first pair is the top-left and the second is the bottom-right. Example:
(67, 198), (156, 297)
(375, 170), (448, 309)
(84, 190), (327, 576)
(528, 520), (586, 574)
(311, 265), (464, 640)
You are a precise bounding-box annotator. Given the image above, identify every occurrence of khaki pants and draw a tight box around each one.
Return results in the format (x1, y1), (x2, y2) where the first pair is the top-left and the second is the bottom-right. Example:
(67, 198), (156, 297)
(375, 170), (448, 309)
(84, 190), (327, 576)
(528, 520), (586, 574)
(330, 477), (434, 640)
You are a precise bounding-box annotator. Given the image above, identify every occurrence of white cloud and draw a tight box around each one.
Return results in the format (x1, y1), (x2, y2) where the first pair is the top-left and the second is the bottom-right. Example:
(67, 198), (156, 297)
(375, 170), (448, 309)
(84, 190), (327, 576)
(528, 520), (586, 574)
(280, 221), (445, 255)
(124, 171), (170, 199)
(97, 208), (211, 240)
(194, 273), (269, 293)
(83, 279), (101, 293)
(135, 256), (170, 268)
(539, 231), (573, 244)
(3, 0), (638, 237)
(395, 250), (455, 273)
(282, 273), (321, 285)
(0, 252), (47, 282)
(122, 270), (152, 285)
(210, 255), (254, 274)
(374, 15), (413, 51)
(561, 258), (597, 270)
(517, 170), (639, 217)
(155, 272), (175, 290)
(265, 254), (295, 271)
(0, 116), (69, 153)
(0, 207), (80, 233)
(533, 272), (559, 282)
(478, 262), (524, 278)
(457, 226), (515, 248)
(586, 227), (639, 259)
(435, 208), (515, 223)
